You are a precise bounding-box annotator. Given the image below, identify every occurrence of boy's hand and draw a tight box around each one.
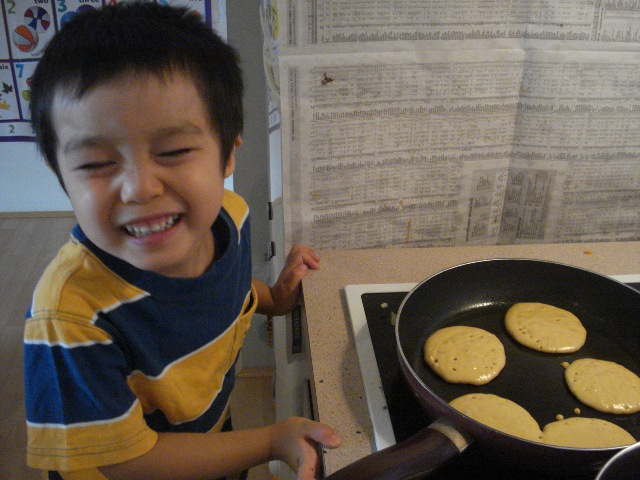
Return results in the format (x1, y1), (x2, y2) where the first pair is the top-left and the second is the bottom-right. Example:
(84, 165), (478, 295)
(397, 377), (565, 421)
(259, 244), (320, 317)
(269, 417), (341, 480)
(98, 416), (339, 480)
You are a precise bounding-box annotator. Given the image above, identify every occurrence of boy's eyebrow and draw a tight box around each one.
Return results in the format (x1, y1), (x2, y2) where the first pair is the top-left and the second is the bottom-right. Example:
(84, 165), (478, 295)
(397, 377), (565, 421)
(150, 123), (205, 141)
(62, 123), (205, 154)
(62, 136), (104, 155)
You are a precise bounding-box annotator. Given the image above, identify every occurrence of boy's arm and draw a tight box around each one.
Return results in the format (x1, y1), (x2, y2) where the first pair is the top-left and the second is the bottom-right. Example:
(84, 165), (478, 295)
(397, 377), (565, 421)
(254, 244), (321, 317)
(100, 417), (341, 480)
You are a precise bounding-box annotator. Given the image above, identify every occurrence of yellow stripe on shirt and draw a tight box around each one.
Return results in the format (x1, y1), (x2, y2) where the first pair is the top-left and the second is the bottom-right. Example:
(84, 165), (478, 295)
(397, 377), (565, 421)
(25, 240), (148, 345)
(27, 401), (157, 472)
(222, 189), (249, 238)
(127, 285), (256, 424)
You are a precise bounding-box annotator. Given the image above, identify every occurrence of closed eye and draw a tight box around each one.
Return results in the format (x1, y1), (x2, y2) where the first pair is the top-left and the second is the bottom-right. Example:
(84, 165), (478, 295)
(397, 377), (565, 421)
(158, 148), (193, 157)
(76, 161), (115, 171)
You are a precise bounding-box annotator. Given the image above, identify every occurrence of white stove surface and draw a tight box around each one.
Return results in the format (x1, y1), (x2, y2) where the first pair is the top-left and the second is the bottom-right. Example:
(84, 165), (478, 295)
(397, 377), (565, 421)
(344, 274), (640, 452)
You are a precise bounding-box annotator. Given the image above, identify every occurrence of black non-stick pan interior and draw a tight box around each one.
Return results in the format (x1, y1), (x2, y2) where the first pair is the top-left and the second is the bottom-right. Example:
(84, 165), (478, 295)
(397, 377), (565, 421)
(397, 259), (640, 446)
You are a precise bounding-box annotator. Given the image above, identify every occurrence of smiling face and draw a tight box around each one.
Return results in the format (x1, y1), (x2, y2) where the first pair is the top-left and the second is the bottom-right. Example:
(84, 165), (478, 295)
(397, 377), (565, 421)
(53, 71), (237, 278)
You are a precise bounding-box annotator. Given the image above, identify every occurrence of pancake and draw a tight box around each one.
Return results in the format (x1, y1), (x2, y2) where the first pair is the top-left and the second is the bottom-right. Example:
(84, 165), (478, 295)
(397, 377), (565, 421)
(564, 358), (640, 414)
(504, 302), (586, 353)
(424, 326), (505, 385)
(449, 393), (542, 442)
(541, 417), (636, 448)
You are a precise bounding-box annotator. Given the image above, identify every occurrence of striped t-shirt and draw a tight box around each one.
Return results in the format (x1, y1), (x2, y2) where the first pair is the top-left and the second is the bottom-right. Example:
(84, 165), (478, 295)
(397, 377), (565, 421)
(24, 190), (255, 479)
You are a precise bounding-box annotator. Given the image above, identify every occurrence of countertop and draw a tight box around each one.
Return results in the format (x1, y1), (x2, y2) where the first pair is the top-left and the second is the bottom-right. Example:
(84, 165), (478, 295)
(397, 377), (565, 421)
(300, 241), (640, 476)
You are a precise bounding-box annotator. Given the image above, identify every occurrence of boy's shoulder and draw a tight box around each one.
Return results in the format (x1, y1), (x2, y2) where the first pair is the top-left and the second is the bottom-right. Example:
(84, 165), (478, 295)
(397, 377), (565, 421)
(30, 236), (146, 321)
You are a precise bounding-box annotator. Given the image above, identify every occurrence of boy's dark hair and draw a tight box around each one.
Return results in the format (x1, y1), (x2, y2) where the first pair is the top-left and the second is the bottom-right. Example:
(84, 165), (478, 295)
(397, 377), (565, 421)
(30, 1), (243, 188)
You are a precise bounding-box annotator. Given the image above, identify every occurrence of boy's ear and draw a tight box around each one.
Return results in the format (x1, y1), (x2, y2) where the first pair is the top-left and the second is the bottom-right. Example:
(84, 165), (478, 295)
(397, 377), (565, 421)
(224, 135), (242, 178)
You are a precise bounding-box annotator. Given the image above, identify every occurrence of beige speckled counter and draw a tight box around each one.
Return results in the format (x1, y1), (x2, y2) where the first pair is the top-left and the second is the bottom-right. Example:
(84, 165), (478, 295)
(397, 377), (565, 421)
(300, 241), (640, 476)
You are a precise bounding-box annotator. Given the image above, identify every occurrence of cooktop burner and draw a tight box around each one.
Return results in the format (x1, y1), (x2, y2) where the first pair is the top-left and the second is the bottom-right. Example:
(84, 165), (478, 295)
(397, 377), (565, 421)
(345, 277), (640, 480)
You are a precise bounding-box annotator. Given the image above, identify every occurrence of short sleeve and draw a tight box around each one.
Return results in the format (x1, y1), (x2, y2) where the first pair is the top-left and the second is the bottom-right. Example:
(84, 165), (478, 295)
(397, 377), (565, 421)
(25, 315), (157, 471)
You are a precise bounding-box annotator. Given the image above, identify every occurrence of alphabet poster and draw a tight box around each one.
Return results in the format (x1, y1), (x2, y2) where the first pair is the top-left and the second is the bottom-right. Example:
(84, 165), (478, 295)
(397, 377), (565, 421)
(0, 0), (213, 141)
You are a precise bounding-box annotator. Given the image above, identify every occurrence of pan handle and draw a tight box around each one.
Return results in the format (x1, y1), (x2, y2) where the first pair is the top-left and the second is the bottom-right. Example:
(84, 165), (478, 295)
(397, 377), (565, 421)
(324, 419), (471, 480)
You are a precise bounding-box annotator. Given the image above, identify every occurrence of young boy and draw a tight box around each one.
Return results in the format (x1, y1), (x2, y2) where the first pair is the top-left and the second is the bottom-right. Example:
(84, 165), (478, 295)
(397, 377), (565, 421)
(23, 2), (340, 479)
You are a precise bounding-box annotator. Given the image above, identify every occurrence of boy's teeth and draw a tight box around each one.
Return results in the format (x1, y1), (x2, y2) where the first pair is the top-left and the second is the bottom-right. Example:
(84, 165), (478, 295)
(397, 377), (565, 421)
(125, 215), (179, 237)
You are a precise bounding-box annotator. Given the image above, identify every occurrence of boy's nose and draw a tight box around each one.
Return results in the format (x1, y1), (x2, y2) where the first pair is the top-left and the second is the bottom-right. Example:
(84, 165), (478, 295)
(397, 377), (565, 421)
(119, 161), (164, 204)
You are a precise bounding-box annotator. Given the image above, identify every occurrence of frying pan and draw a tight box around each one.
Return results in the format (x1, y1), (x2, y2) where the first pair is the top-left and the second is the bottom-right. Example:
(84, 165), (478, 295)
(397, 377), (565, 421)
(326, 259), (640, 479)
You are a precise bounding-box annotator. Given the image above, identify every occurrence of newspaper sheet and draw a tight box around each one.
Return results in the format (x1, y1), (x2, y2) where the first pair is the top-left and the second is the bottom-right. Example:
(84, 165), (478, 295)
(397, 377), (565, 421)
(277, 0), (640, 249)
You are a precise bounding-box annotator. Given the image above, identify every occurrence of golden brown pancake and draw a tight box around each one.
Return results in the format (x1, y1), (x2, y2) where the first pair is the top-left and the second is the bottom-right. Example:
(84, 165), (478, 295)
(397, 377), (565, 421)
(449, 393), (542, 442)
(424, 326), (505, 385)
(540, 417), (636, 448)
(564, 358), (640, 414)
(504, 302), (586, 353)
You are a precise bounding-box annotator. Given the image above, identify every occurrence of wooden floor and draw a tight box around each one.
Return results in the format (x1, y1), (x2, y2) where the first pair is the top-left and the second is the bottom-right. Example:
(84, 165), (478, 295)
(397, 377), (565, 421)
(0, 216), (275, 480)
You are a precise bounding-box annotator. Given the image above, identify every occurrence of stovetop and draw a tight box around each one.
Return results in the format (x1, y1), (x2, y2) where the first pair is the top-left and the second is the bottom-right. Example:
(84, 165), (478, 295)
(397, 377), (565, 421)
(344, 276), (640, 480)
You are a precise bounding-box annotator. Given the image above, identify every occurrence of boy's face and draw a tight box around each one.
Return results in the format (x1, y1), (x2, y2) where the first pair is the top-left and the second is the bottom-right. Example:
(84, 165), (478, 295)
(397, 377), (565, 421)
(52, 71), (237, 278)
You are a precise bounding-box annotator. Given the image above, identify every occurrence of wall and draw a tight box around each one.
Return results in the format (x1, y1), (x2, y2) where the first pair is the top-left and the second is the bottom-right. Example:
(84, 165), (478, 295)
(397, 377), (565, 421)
(0, 142), (71, 212)
(226, 0), (272, 278)
(226, 0), (276, 368)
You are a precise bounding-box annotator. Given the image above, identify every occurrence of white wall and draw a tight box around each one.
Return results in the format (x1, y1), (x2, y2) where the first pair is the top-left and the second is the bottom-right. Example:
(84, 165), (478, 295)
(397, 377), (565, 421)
(0, 142), (72, 212)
